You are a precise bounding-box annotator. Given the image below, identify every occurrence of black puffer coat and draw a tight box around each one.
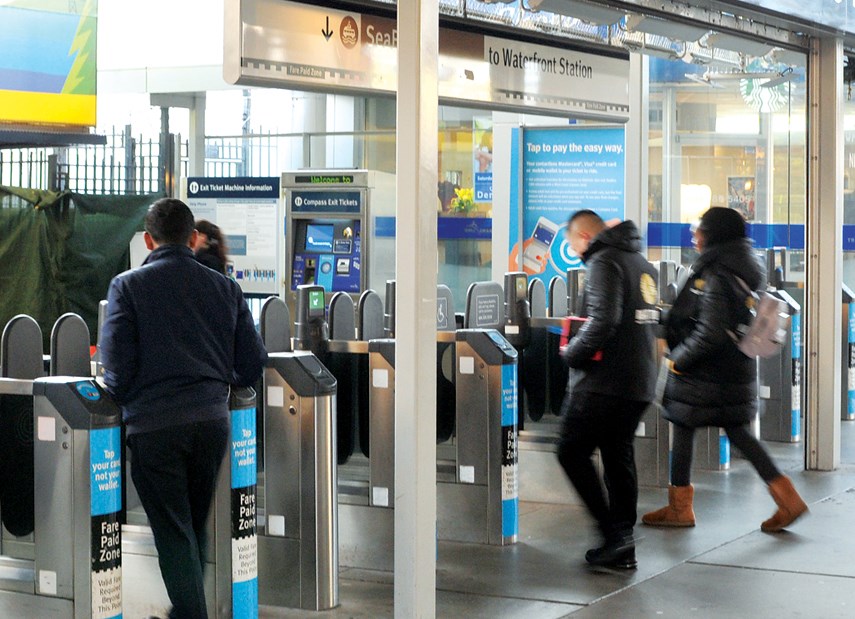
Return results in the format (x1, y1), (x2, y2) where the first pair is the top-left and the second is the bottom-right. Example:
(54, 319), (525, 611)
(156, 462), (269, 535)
(663, 238), (764, 428)
(564, 221), (659, 403)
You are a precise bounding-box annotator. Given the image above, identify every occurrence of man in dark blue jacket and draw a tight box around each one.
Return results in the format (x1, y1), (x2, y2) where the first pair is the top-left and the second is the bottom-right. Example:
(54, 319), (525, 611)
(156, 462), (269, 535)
(101, 198), (267, 619)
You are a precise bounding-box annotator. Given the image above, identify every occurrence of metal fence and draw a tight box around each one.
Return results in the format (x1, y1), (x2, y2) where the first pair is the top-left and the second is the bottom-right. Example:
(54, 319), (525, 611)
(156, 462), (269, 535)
(1, 128), (396, 195)
(0, 127), (172, 195)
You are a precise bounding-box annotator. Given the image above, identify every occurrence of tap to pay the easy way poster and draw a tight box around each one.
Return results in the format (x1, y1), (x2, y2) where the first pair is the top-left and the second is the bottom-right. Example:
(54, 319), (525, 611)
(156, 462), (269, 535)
(509, 126), (625, 287)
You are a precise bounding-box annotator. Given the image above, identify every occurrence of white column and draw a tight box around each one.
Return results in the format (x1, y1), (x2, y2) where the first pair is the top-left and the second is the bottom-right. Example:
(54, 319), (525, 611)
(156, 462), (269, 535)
(625, 54), (648, 229)
(189, 93), (206, 177)
(806, 36), (843, 470)
(395, 0), (438, 617)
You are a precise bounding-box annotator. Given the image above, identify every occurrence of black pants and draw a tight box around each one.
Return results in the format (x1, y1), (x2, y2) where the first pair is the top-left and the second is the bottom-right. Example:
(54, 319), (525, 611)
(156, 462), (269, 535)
(557, 392), (647, 537)
(670, 423), (781, 487)
(129, 418), (229, 619)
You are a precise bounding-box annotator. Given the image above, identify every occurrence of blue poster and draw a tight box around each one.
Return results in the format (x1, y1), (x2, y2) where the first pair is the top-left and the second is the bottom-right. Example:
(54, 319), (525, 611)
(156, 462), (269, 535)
(500, 364), (518, 539)
(510, 126), (626, 288)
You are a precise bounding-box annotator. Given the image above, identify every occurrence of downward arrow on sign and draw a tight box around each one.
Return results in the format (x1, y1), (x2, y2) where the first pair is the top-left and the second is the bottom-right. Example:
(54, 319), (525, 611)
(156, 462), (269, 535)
(322, 16), (333, 41)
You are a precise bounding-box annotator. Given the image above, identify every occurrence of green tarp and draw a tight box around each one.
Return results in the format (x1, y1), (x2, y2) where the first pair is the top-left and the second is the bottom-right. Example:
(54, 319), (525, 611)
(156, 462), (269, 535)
(0, 186), (158, 349)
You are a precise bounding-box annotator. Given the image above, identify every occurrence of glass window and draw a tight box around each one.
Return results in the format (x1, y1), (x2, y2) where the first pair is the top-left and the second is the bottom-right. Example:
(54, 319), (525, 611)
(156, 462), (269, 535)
(647, 52), (808, 284)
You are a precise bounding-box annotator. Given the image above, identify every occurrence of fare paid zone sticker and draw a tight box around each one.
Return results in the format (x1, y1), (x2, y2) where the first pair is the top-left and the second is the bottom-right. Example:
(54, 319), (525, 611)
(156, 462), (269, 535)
(501, 364), (519, 538)
(231, 405), (258, 618)
(90, 426), (122, 619)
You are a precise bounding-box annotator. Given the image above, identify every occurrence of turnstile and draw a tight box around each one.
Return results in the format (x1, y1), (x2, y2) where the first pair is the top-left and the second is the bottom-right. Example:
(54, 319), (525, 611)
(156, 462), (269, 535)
(285, 282), (519, 571)
(0, 314), (123, 619)
(758, 290), (801, 443)
(438, 329), (519, 546)
(258, 352), (338, 611)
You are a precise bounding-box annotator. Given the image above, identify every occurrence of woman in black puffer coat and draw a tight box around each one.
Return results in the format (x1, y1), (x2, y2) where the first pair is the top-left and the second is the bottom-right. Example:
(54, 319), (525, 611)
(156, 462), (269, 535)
(642, 207), (807, 533)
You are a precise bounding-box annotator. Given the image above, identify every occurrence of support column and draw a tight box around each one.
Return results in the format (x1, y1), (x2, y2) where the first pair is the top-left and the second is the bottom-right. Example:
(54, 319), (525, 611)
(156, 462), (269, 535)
(806, 37), (844, 470)
(626, 54), (648, 229)
(189, 93), (206, 177)
(395, 0), (438, 616)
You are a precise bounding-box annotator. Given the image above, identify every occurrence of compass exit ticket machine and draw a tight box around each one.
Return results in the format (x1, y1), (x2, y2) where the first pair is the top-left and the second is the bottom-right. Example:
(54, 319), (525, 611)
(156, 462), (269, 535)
(283, 170), (395, 304)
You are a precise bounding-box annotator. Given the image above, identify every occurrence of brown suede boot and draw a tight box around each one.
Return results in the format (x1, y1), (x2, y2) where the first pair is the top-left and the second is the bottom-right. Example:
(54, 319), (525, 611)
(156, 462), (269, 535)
(761, 475), (808, 532)
(642, 485), (695, 527)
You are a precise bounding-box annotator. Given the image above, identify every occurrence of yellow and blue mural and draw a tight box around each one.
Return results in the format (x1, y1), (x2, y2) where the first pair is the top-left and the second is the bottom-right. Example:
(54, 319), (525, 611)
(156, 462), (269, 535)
(0, 0), (97, 127)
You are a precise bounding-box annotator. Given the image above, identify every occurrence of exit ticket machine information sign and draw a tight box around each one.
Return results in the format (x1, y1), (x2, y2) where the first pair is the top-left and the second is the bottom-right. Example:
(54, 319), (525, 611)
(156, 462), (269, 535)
(186, 177), (282, 296)
(282, 170), (395, 302)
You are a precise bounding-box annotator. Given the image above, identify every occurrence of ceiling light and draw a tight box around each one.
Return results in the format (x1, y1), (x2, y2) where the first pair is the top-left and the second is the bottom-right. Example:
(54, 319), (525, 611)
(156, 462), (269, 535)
(685, 73), (725, 88)
(760, 67), (796, 89)
(526, 0), (625, 26)
(769, 49), (806, 67)
(624, 14), (709, 42)
(706, 33), (774, 58)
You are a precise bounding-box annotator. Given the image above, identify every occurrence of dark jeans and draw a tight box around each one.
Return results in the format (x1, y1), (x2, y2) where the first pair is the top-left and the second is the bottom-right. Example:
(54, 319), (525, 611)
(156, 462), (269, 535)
(670, 423), (781, 486)
(129, 418), (229, 619)
(557, 392), (648, 537)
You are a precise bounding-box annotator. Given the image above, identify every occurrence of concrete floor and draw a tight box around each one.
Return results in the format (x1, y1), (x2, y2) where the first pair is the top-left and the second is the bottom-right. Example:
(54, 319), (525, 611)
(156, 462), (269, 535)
(126, 423), (855, 618)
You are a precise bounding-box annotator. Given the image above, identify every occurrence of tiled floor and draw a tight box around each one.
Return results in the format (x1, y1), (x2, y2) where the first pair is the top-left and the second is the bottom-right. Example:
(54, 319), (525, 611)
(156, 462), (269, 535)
(125, 423), (855, 618)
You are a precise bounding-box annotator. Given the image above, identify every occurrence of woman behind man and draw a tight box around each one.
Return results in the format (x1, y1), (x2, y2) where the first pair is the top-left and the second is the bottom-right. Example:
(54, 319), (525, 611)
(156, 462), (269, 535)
(193, 219), (228, 275)
(643, 207), (808, 532)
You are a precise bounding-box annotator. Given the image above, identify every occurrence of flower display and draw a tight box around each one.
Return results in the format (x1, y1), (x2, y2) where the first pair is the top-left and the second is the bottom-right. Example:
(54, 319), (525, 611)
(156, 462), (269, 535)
(450, 187), (475, 214)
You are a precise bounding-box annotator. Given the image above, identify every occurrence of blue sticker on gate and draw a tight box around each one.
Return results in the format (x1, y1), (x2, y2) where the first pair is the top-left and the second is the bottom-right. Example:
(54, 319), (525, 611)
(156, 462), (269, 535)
(90, 426), (122, 619)
(230, 404), (258, 619)
(791, 312), (801, 440)
(500, 364), (518, 538)
(848, 304), (855, 419)
(90, 427), (121, 516)
(76, 381), (101, 401)
(719, 433), (730, 468)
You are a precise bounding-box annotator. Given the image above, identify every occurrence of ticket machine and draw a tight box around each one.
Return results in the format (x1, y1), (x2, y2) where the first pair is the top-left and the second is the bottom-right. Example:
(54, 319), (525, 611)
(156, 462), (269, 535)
(282, 170), (395, 305)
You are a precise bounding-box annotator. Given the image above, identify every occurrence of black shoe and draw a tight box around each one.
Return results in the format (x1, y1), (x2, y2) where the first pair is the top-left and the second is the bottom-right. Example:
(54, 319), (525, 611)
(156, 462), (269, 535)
(585, 534), (637, 569)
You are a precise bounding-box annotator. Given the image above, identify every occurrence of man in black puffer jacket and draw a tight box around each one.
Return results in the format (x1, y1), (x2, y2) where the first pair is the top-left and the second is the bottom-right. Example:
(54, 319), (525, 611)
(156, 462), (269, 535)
(557, 210), (659, 570)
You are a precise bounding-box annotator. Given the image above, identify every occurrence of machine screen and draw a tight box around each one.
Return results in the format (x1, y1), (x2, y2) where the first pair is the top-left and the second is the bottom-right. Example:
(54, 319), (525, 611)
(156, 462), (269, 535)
(309, 289), (325, 314)
(305, 224), (335, 252)
(292, 219), (361, 293)
(533, 224), (556, 246)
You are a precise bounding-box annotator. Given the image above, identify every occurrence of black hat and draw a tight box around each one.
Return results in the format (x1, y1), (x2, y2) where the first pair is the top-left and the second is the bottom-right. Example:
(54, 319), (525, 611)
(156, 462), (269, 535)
(698, 207), (746, 247)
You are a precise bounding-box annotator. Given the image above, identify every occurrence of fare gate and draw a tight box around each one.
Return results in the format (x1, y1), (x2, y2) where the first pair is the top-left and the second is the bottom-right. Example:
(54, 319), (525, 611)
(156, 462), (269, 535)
(0, 314), (123, 619)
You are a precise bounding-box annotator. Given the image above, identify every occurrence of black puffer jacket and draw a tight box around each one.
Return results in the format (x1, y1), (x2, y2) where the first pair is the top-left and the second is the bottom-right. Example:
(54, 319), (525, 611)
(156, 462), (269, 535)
(663, 238), (764, 428)
(564, 221), (659, 403)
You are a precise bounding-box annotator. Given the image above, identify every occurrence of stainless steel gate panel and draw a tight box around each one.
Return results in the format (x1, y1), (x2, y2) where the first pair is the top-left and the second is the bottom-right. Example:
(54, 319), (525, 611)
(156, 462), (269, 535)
(368, 340), (395, 508)
(337, 504), (394, 572)
(437, 483), (489, 545)
(259, 352), (338, 611)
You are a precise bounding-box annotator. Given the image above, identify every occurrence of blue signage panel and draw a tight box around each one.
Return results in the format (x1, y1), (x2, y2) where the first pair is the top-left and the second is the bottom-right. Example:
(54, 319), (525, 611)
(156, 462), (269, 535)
(230, 404), (258, 619)
(90, 426), (122, 619)
(511, 126), (626, 288)
(791, 313), (802, 441)
(849, 304), (855, 419)
(475, 172), (493, 203)
(187, 177), (279, 199)
(648, 222), (808, 250)
(374, 216), (493, 240)
(291, 191), (361, 214)
(500, 363), (519, 539)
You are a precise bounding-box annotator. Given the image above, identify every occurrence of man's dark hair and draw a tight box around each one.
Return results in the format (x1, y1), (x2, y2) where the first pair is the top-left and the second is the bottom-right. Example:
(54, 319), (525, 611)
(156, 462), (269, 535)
(567, 209), (604, 228)
(145, 198), (196, 245)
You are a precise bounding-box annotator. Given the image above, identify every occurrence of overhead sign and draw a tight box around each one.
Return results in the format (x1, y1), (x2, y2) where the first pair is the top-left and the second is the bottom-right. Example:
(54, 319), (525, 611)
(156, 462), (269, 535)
(0, 1), (97, 127)
(224, 0), (629, 121)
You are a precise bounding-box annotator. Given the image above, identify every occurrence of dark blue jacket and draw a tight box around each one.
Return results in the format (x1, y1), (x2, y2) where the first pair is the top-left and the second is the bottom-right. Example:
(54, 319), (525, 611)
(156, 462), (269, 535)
(101, 245), (267, 434)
